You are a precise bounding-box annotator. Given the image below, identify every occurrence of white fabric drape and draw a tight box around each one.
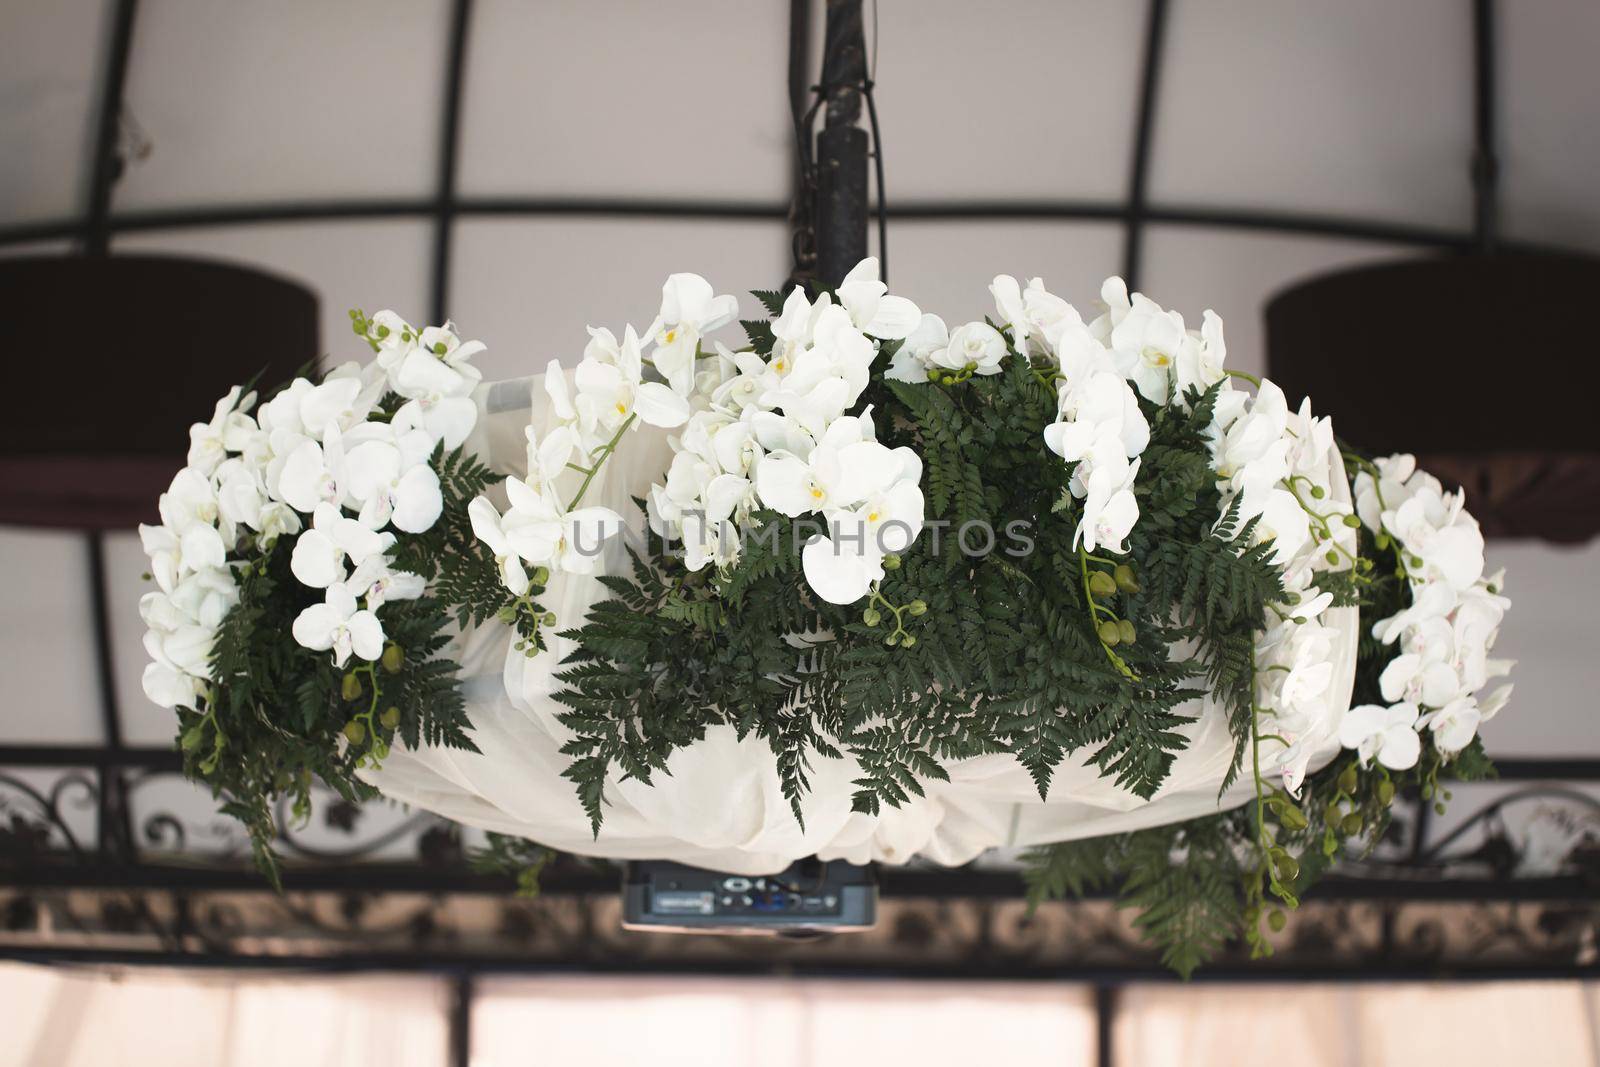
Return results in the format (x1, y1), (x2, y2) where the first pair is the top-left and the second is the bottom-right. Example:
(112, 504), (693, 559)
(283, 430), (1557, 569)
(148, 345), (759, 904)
(365, 374), (1360, 874)
(0, 963), (449, 1067)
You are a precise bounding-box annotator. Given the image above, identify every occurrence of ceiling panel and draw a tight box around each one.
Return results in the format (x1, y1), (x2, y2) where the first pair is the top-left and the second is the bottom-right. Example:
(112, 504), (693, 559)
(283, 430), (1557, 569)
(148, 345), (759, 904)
(448, 218), (788, 383)
(457, 1), (792, 202)
(1149, 0), (1474, 230)
(113, 0), (447, 211)
(867, 0), (1143, 203)
(113, 220), (432, 358)
(1498, 2), (1600, 249)
(878, 220), (1123, 333)
(0, 1), (109, 223)
(0, 528), (105, 744)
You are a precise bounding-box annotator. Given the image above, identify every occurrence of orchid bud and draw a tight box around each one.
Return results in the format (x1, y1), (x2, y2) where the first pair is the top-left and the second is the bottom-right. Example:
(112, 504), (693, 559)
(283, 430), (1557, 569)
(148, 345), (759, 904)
(1096, 620), (1121, 646)
(1310, 485), (1325, 499)
(343, 720), (366, 745)
(1268, 909), (1287, 932)
(1089, 571), (1117, 598)
(1376, 780), (1395, 806)
(341, 672), (362, 701)
(906, 599), (927, 616)
(1113, 564), (1139, 592)
(901, 634), (917, 648)
(380, 706), (401, 730)
(883, 554), (901, 571)
(863, 608), (882, 627)
(381, 643), (404, 673)
(1337, 764), (1358, 795)
(1116, 619), (1136, 645)
(531, 566), (551, 586)
(1340, 812), (1365, 837)
(1343, 514), (1362, 528)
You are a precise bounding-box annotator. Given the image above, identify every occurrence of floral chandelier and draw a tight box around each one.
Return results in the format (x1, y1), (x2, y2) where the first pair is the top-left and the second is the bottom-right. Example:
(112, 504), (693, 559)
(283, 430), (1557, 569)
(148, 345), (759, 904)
(136, 257), (1513, 974)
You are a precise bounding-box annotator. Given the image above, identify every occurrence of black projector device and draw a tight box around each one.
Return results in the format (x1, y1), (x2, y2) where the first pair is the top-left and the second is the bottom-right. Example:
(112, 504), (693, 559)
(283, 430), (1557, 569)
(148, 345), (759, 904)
(621, 858), (877, 934)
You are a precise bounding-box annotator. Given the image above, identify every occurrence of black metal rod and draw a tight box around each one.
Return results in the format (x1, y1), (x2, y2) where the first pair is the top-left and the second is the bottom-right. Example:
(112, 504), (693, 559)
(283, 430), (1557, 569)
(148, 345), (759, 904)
(1095, 985), (1118, 1067)
(816, 0), (870, 286)
(84, 532), (133, 862)
(1122, 0), (1170, 290)
(1, 199), (1582, 257)
(4, 858), (1597, 903)
(429, 0), (474, 325)
(448, 974), (473, 1067)
(83, 0), (139, 257)
(2, 945), (1596, 985)
(1471, 0), (1500, 251)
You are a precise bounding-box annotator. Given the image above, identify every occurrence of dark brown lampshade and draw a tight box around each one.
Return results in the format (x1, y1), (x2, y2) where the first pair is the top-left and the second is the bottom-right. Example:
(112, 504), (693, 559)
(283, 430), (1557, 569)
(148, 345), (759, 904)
(1265, 252), (1600, 543)
(0, 255), (318, 530)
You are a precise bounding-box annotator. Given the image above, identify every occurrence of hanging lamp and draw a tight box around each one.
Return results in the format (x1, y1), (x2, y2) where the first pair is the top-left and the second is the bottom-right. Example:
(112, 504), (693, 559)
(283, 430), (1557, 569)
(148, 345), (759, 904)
(0, 255), (318, 529)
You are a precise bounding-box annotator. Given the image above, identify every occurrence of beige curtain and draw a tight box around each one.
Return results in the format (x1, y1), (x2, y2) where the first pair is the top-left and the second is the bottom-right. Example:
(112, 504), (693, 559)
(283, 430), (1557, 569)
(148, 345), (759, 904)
(469, 977), (1096, 1067)
(0, 963), (449, 1067)
(1113, 981), (1600, 1067)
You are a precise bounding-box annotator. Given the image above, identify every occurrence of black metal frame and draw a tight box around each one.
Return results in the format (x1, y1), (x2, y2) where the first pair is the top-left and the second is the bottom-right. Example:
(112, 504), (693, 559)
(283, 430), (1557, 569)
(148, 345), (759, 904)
(4, 8), (1598, 1061)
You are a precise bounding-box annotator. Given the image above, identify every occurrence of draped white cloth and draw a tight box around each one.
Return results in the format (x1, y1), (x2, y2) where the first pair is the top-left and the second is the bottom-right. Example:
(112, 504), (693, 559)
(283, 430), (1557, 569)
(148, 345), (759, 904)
(364, 376), (1358, 874)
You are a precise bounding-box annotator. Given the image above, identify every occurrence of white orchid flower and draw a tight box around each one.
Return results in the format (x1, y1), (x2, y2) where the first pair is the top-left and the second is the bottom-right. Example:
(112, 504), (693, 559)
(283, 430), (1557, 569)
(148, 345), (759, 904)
(755, 431), (902, 517)
(1086, 276), (1135, 345)
(142, 623), (216, 685)
(367, 309), (418, 376)
(524, 423), (579, 496)
(256, 378), (315, 437)
(278, 423), (351, 513)
(139, 522), (226, 594)
(1076, 460), (1140, 554)
(835, 257), (921, 340)
(141, 659), (205, 710)
(711, 344), (785, 411)
(392, 392), (478, 451)
(290, 502), (396, 589)
(157, 467), (220, 534)
(885, 313), (949, 383)
(255, 501), (302, 546)
(186, 385), (259, 476)
(801, 526), (886, 605)
(1383, 491), (1486, 592)
(1210, 379), (1290, 487)
(1109, 294), (1186, 405)
(393, 344), (482, 406)
(343, 555), (426, 610)
(1339, 702), (1422, 770)
(574, 325), (691, 432)
(1174, 310), (1228, 400)
(292, 584), (385, 667)
(931, 322), (1007, 375)
(1245, 487), (1312, 566)
(1372, 581), (1458, 644)
(417, 322), (487, 376)
(775, 304), (877, 404)
(1421, 696), (1483, 755)
(344, 430), (444, 533)
(213, 457), (266, 533)
(649, 272), (740, 396)
(1380, 649), (1461, 708)
(468, 493), (541, 595)
(990, 275), (1030, 351)
(296, 376), (376, 441)
(1046, 371), (1149, 463)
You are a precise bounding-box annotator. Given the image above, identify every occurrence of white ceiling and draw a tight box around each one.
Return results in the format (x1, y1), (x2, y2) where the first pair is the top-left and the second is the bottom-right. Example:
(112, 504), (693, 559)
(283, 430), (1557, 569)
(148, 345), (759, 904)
(1, 1), (1597, 771)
